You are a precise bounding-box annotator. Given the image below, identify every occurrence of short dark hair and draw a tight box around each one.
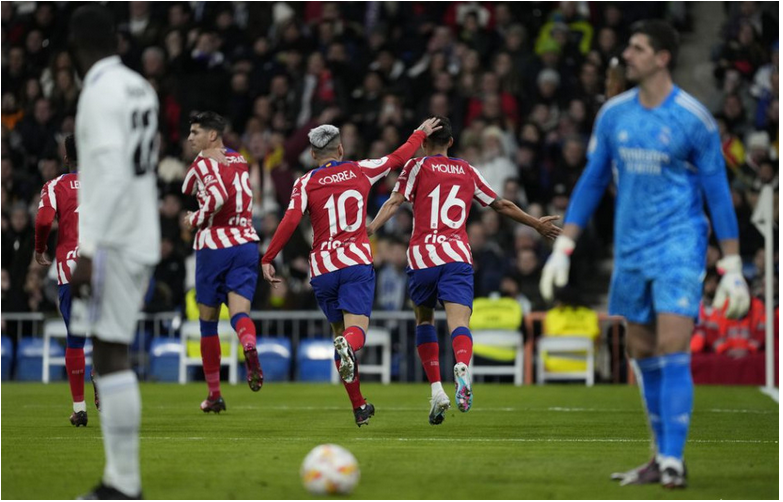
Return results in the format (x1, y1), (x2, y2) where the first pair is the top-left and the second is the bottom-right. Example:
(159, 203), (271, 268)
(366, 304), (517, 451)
(426, 115), (452, 146)
(190, 111), (227, 135)
(69, 5), (116, 56)
(64, 135), (77, 165)
(630, 19), (680, 69)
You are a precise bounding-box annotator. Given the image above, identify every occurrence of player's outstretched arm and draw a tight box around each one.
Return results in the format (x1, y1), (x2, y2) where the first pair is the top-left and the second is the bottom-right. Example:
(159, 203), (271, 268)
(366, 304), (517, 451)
(488, 198), (561, 240)
(259, 205), (305, 287)
(368, 191), (405, 236)
(34, 198), (56, 266)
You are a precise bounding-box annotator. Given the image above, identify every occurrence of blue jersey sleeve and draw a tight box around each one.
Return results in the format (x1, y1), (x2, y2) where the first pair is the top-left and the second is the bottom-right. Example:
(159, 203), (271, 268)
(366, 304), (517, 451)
(564, 110), (613, 228)
(693, 121), (739, 241)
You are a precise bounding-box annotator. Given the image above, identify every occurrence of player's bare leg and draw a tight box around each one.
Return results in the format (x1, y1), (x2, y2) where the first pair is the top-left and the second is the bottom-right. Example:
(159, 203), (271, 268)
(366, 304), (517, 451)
(415, 306), (451, 424)
(444, 302), (474, 412)
(228, 292), (263, 392)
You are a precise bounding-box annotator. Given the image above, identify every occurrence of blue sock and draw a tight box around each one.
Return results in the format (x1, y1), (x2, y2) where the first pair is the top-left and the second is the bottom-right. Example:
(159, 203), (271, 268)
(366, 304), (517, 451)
(658, 352), (693, 460)
(200, 320), (218, 337)
(415, 324), (438, 346)
(635, 356), (664, 453)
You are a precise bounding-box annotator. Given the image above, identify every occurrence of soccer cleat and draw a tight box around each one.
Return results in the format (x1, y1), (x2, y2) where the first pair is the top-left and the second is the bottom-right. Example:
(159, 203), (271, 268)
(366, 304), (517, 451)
(353, 402), (375, 427)
(660, 458), (687, 489)
(78, 483), (141, 500)
(428, 391), (451, 425)
(200, 396), (227, 414)
(91, 369), (100, 412)
(453, 362), (473, 412)
(70, 410), (88, 427)
(610, 458), (660, 486)
(334, 336), (356, 383)
(243, 343), (264, 392)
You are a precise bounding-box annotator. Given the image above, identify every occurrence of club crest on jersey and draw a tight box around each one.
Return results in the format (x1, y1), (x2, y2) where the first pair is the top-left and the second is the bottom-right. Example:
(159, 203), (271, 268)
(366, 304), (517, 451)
(319, 170), (357, 184)
(431, 163), (465, 174)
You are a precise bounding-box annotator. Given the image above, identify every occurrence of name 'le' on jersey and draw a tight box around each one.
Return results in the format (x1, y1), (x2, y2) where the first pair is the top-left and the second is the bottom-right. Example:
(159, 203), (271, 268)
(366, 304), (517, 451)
(182, 150), (260, 250)
(394, 155), (498, 270)
(288, 158), (399, 277)
(38, 173), (80, 284)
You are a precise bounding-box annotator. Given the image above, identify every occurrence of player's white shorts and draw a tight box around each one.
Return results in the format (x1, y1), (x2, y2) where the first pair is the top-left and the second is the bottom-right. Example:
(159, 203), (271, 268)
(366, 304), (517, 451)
(70, 248), (153, 344)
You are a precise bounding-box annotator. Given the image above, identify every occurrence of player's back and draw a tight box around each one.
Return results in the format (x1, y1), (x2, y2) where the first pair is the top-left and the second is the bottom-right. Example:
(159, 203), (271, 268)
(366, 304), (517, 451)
(75, 56), (160, 265)
(39, 172), (80, 284)
(396, 155), (497, 269)
(186, 150), (259, 249)
(298, 160), (375, 277)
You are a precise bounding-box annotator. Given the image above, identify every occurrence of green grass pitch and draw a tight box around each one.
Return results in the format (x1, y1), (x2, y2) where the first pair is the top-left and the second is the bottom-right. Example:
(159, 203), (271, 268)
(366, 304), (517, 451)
(1, 382), (778, 499)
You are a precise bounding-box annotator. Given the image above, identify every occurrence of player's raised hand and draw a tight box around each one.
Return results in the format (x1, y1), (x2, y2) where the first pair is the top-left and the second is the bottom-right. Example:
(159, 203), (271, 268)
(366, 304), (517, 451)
(34, 251), (52, 266)
(535, 215), (562, 240)
(202, 147), (228, 164)
(262, 263), (282, 288)
(416, 117), (442, 137)
(713, 255), (750, 319)
(539, 235), (575, 302)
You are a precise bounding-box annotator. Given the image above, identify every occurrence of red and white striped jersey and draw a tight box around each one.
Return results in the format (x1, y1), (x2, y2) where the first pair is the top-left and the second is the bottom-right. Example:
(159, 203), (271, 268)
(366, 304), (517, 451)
(182, 150), (260, 250)
(291, 159), (399, 277)
(394, 155), (498, 270)
(37, 173), (80, 285)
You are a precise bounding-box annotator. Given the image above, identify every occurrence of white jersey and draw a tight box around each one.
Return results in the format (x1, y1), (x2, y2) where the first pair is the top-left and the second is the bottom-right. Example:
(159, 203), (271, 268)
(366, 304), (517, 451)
(75, 56), (161, 265)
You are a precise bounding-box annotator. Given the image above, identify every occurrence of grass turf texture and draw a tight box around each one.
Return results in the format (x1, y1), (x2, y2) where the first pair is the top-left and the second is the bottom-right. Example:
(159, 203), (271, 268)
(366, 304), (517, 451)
(2, 383), (778, 499)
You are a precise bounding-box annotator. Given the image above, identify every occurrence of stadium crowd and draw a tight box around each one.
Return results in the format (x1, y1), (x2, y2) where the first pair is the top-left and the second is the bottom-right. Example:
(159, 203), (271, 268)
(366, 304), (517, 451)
(1, 2), (778, 346)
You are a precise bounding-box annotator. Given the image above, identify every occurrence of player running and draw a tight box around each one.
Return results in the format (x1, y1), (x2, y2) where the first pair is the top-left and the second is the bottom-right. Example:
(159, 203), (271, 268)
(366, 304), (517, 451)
(261, 117), (442, 426)
(183, 111), (263, 413)
(34, 135), (99, 426)
(367, 116), (561, 425)
(539, 20), (749, 489)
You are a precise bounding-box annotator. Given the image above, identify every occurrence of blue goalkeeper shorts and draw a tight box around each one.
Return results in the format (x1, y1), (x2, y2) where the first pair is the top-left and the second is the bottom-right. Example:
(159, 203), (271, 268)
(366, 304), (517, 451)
(196, 243), (259, 307)
(310, 265), (375, 323)
(609, 265), (704, 324)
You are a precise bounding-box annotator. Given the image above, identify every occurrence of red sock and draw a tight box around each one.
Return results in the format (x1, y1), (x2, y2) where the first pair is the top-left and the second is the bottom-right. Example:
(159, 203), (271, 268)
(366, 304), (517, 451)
(201, 336), (222, 399)
(335, 359), (366, 409)
(234, 316), (257, 348)
(452, 330), (473, 366)
(65, 348), (85, 403)
(417, 342), (441, 383)
(343, 326), (366, 352)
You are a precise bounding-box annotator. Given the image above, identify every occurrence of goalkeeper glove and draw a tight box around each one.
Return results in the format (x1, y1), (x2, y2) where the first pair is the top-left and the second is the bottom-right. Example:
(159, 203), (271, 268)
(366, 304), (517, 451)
(713, 255), (750, 319)
(539, 235), (575, 302)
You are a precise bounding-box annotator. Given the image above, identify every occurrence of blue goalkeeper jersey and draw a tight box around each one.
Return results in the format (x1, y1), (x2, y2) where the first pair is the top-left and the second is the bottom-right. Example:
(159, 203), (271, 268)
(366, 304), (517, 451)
(565, 85), (738, 272)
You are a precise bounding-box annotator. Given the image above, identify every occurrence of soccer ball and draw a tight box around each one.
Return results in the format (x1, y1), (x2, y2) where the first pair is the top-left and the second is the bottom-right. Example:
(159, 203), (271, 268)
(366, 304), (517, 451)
(300, 444), (360, 495)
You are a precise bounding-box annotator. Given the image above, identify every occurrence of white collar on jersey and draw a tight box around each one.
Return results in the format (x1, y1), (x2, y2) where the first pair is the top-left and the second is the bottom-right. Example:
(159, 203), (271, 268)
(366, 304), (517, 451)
(84, 55), (122, 87)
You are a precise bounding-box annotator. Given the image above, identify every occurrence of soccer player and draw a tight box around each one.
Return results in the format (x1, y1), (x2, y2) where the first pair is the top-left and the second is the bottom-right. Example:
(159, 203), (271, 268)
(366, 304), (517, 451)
(68, 5), (161, 499)
(261, 117), (442, 426)
(367, 116), (561, 425)
(538, 20), (750, 489)
(182, 111), (263, 413)
(35, 135), (100, 426)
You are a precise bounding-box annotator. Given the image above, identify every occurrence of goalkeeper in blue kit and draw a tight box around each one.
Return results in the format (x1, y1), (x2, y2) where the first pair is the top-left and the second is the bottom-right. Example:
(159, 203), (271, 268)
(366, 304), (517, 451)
(539, 20), (750, 489)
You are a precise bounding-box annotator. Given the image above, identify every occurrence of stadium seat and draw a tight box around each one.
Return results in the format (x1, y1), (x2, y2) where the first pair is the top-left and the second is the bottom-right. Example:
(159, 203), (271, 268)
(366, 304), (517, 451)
(15, 337), (65, 382)
(536, 337), (595, 386)
(297, 338), (335, 382)
(469, 297), (525, 386)
(256, 336), (292, 382)
(329, 328), (392, 384)
(178, 321), (238, 385)
(1, 336), (12, 381)
(148, 338), (183, 382)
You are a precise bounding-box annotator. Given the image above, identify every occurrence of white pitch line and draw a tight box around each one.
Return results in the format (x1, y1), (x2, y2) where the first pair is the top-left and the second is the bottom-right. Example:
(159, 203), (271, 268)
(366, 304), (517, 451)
(37, 437), (778, 445)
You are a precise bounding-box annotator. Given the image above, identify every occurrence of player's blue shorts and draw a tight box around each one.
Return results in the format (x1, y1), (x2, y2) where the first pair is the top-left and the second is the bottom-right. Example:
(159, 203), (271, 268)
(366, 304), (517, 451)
(608, 265), (704, 324)
(310, 265), (375, 323)
(407, 262), (474, 309)
(196, 243), (259, 307)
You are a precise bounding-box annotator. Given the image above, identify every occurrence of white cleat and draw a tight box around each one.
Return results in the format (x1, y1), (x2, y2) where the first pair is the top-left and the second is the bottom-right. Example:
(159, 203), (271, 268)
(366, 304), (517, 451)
(428, 390), (451, 425)
(454, 362), (473, 412)
(334, 336), (356, 383)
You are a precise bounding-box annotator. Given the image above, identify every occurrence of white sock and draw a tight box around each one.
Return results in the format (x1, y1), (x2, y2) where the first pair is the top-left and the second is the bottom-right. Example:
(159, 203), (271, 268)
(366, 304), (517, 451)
(95, 370), (142, 497)
(431, 382), (444, 396)
(73, 401), (87, 413)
